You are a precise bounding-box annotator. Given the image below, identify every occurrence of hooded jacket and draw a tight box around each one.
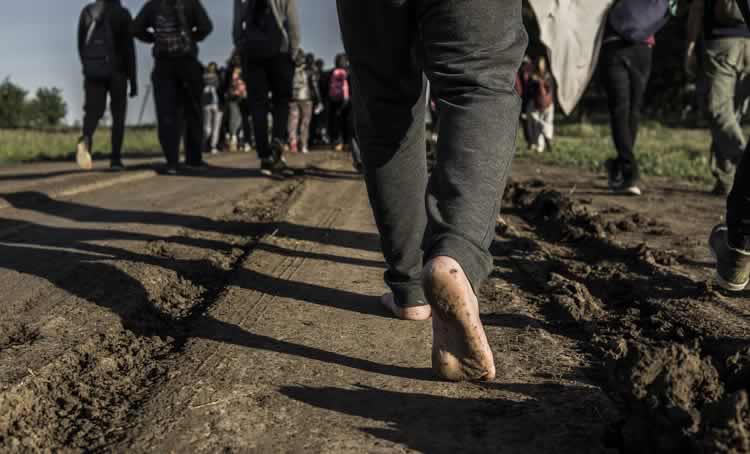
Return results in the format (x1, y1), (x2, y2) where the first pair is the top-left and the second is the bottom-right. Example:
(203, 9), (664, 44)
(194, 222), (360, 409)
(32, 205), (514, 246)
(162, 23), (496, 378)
(78, 0), (137, 84)
(133, 0), (213, 59)
(232, 0), (301, 55)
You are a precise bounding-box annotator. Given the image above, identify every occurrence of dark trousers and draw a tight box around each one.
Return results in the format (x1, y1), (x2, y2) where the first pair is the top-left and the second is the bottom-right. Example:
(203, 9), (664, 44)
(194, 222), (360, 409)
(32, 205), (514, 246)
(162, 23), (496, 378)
(728, 146), (750, 250)
(152, 57), (204, 167)
(337, 0), (527, 307)
(601, 41), (653, 185)
(241, 53), (294, 160)
(329, 99), (352, 145)
(82, 74), (128, 164)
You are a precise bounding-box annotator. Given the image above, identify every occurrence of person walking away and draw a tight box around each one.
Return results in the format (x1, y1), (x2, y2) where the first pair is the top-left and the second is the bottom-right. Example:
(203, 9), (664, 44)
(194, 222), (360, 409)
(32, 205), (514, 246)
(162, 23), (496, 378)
(528, 56), (556, 153)
(226, 66), (248, 152)
(233, 0), (300, 177)
(328, 54), (352, 152)
(77, 0), (137, 171)
(337, 0), (527, 381)
(133, 0), (212, 175)
(517, 56), (536, 150)
(601, 0), (673, 196)
(288, 49), (320, 154)
(202, 62), (223, 155)
(709, 0), (750, 292)
(688, 0), (750, 196)
(312, 58), (331, 146)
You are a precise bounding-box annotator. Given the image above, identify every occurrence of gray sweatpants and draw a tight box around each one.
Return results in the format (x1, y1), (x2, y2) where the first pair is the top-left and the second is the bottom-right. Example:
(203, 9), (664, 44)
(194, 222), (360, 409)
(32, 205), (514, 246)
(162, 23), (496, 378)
(337, 0), (527, 307)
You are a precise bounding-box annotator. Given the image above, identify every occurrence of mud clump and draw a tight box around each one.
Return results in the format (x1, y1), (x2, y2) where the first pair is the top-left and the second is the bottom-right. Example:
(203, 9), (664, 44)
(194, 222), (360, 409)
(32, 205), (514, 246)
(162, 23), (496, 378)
(702, 391), (750, 454)
(527, 190), (607, 242)
(545, 273), (603, 324)
(608, 340), (726, 453)
(634, 244), (678, 267)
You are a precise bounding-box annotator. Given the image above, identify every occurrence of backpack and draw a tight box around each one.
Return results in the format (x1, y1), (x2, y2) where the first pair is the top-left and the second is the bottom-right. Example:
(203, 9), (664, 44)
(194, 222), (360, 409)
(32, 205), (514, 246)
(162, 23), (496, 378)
(535, 78), (554, 110)
(238, 0), (285, 58)
(81, 2), (115, 80)
(153, 0), (193, 58)
(328, 68), (350, 103)
(608, 0), (671, 42)
(714, 0), (746, 26)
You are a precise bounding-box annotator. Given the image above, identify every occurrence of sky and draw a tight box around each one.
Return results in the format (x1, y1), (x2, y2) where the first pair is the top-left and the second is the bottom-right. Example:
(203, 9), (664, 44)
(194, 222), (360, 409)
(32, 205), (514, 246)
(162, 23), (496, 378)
(0, 1), (344, 125)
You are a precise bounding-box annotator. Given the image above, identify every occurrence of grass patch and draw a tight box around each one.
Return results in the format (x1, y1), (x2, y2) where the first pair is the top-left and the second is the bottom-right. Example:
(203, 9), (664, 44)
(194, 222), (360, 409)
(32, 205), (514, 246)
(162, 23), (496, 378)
(0, 128), (162, 164)
(521, 121), (715, 185)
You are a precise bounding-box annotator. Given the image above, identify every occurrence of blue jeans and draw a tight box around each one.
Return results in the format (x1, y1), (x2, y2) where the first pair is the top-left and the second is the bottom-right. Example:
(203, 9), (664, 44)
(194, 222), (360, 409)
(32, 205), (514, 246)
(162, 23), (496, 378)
(337, 0), (527, 306)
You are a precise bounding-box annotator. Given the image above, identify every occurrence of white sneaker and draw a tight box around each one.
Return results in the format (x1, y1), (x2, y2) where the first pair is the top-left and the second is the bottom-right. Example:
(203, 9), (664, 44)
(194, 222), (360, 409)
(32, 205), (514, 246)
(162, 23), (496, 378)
(301, 147), (309, 154)
(76, 138), (93, 170)
(210, 148), (219, 155)
(243, 144), (252, 153)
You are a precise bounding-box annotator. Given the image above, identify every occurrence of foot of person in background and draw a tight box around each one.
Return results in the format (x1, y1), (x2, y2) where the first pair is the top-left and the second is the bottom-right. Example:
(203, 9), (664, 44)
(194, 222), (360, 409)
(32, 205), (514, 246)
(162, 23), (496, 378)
(110, 161), (126, 172)
(184, 161), (210, 172)
(353, 161), (363, 174)
(211, 148), (220, 155)
(380, 293), (432, 321)
(334, 143), (344, 152)
(709, 224), (750, 292)
(610, 183), (642, 196)
(76, 137), (93, 171)
(243, 144), (252, 153)
(229, 135), (238, 152)
(301, 146), (309, 154)
(711, 180), (731, 197)
(423, 256), (496, 382)
(163, 165), (179, 176)
(290, 142), (299, 154)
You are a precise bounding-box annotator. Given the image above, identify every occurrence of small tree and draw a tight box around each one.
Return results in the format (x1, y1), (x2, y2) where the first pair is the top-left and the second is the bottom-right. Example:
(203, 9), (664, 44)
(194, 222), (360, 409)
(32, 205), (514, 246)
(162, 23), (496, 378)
(0, 77), (28, 128)
(27, 87), (67, 128)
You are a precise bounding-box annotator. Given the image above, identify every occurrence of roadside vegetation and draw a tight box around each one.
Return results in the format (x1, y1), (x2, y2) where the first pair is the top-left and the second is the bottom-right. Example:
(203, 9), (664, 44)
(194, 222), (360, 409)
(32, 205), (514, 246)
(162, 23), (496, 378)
(0, 127), (161, 164)
(520, 121), (715, 186)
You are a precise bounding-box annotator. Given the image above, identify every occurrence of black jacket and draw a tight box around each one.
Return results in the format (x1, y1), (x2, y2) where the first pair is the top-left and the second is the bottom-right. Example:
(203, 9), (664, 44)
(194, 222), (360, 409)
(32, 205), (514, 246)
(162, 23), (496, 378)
(133, 0), (213, 59)
(78, 0), (137, 84)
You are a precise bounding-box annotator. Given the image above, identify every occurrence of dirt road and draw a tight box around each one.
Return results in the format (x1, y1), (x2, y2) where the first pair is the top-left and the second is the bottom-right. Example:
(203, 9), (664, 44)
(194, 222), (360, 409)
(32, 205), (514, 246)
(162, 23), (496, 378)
(0, 152), (747, 453)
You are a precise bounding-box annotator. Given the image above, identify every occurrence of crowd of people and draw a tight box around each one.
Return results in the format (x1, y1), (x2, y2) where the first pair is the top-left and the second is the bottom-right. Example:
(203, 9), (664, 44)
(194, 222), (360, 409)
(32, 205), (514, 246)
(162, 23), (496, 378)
(76, 0), (353, 177)
(71, 0), (750, 383)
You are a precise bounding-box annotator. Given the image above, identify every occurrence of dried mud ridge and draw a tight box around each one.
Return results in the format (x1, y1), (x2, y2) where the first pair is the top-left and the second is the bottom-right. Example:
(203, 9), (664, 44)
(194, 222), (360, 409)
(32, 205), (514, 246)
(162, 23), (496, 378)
(0, 181), (303, 452)
(500, 181), (750, 454)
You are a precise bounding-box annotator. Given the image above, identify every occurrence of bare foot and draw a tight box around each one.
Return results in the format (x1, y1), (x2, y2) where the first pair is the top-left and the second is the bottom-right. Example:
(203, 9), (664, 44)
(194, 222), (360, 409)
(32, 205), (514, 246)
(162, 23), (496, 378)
(423, 257), (496, 382)
(380, 293), (432, 321)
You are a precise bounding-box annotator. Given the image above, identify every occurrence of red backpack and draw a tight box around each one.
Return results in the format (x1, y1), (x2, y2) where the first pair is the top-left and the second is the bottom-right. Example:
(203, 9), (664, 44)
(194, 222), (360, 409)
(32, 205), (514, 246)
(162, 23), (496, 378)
(329, 68), (350, 102)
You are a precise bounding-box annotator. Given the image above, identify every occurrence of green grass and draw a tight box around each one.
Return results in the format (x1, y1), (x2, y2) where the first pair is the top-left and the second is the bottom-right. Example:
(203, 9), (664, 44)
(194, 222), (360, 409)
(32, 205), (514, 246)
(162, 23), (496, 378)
(0, 128), (161, 164)
(520, 121), (716, 185)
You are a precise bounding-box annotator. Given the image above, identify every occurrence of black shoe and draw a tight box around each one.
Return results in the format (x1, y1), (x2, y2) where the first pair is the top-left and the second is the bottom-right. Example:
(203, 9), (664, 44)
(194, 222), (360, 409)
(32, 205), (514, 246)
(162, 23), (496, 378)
(709, 224), (750, 292)
(110, 161), (126, 172)
(163, 165), (179, 176)
(605, 159), (622, 189)
(260, 158), (277, 177)
(711, 180), (731, 197)
(184, 161), (209, 171)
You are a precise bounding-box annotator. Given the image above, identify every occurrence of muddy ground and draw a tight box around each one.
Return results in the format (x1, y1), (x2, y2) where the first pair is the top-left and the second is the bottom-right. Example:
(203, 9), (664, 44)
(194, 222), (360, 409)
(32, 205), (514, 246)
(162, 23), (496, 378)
(0, 154), (748, 453)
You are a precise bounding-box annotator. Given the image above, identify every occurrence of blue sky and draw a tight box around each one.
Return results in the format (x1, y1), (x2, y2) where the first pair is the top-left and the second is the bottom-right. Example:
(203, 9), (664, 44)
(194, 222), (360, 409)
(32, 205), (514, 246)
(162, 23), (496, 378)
(0, 1), (343, 124)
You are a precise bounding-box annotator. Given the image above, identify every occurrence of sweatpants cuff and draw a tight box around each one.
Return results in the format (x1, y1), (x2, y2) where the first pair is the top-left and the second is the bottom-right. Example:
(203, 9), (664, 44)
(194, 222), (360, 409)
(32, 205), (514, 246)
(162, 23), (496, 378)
(385, 273), (428, 308)
(426, 236), (492, 295)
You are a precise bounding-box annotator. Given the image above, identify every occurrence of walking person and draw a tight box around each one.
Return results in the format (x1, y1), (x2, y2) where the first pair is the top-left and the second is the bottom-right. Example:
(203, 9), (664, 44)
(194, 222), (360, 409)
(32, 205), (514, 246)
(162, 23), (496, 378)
(601, 2), (669, 196)
(527, 56), (556, 153)
(709, 0), (750, 292)
(688, 0), (750, 195)
(133, 0), (213, 175)
(76, 0), (137, 171)
(202, 62), (224, 155)
(328, 53), (352, 152)
(337, 0), (527, 381)
(233, 0), (300, 177)
(312, 58), (331, 146)
(226, 65), (248, 152)
(288, 49), (320, 154)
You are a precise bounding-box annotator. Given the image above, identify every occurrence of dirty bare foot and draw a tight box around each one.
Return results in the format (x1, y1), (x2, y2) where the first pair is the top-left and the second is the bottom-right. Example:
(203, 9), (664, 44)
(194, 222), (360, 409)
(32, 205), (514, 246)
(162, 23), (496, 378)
(423, 257), (496, 382)
(380, 293), (432, 321)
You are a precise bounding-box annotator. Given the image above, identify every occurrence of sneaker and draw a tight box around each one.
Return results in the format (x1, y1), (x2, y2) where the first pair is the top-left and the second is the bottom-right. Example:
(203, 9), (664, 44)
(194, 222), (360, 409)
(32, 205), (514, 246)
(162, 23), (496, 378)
(334, 143), (345, 152)
(229, 135), (238, 152)
(110, 161), (126, 171)
(260, 157), (289, 178)
(76, 137), (93, 170)
(301, 146), (310, 154)
(211, 148), (220, 155)
(709, 224), (750, 292)
(611, 184), (642, 196)
(164, 166), (179, 176)
(711, 180), (731, 197)
(184, 161), (209, 171)
(605, 159), (622, 189)
(243, 144), (252, 153)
